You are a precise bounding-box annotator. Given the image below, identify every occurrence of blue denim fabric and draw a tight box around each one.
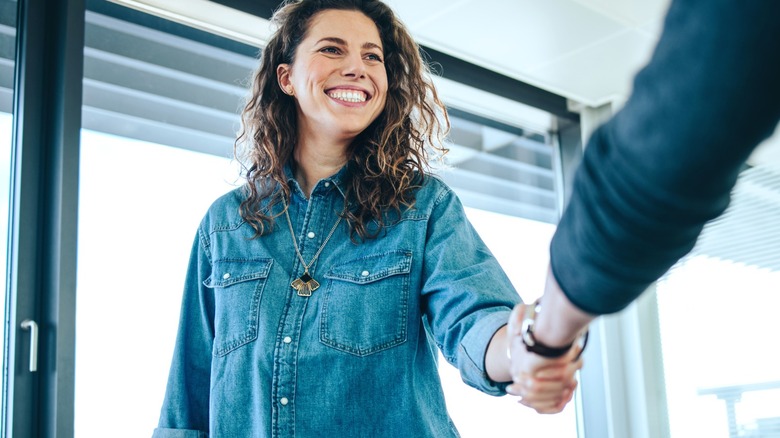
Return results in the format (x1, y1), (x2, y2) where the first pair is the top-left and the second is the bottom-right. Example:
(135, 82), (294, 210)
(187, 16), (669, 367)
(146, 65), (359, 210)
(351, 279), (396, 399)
(153, 166), (521, 437)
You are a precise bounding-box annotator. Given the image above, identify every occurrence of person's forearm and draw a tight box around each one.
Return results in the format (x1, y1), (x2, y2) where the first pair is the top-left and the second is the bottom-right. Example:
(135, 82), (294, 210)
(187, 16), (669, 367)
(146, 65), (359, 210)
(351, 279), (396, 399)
(533, 267), (595, 348)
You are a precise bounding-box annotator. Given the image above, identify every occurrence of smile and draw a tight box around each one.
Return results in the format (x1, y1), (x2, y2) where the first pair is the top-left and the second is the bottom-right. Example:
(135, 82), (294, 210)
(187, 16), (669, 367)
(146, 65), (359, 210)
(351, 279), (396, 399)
(327, 89), (368, 103)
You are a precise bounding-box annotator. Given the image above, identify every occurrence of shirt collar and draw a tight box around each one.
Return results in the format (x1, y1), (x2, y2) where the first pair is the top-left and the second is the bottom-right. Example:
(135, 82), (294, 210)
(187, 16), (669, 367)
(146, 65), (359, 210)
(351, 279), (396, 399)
(283, 161), (351, 200)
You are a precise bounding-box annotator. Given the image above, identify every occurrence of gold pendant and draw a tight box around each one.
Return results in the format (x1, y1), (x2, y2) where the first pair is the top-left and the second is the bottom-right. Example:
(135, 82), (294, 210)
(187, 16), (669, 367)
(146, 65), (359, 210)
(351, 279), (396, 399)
(291, 272), (320, 297)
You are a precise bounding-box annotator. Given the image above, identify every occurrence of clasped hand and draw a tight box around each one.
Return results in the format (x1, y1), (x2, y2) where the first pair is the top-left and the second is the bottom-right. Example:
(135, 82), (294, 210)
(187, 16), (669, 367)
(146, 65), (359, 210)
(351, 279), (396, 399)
(505, 304), (583, 414)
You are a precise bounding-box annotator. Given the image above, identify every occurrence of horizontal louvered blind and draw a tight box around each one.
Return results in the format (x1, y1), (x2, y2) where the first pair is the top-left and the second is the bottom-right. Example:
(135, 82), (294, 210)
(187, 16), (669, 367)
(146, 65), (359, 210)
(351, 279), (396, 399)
(0, 7), (560, 224)
(691, 163), (780, 272)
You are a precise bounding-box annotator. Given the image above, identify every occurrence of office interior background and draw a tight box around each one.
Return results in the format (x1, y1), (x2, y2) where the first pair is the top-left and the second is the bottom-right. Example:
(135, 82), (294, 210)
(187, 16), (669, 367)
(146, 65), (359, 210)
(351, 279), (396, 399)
(2, 0), (779, 436)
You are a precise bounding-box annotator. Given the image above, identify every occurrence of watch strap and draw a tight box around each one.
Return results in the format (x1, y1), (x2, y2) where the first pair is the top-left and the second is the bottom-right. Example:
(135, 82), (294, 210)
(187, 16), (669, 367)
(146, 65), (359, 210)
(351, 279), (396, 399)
(520, 299), (588, 359)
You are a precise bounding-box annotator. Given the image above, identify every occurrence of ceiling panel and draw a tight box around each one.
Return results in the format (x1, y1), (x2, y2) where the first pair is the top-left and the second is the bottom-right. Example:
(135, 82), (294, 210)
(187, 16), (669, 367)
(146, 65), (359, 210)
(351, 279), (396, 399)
(383, 0), (671, 108)
(528, 29), (656, 105)
(570, 0), (670, 27)
(383, 0), (471, 28)
(407, 0), (626, 73)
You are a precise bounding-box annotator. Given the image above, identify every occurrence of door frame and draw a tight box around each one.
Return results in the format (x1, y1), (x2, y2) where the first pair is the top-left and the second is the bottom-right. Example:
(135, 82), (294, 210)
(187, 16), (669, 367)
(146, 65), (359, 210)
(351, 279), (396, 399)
(4, 0), (84, 436)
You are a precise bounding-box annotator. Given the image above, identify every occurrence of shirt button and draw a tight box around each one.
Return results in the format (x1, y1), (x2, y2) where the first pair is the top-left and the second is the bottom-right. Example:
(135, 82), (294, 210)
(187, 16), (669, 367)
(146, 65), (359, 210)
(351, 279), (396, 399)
(307, 231), (316, 239)
(222, 273), (231, 279)
(324, 182), (331, 188)
(361, 270), (370, 277)
(280, 397), (289, 406)
(283, 336), (292, 344)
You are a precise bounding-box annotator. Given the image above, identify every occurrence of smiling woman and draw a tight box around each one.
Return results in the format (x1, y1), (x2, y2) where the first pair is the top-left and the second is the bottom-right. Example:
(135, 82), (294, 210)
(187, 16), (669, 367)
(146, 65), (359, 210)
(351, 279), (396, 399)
(275, 9), (389, 189)
(152, 0), (580, 437)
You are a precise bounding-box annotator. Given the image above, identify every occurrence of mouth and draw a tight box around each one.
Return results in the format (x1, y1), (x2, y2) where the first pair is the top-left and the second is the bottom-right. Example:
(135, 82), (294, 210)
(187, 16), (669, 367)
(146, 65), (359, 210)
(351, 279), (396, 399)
(326, 88), (369, 103)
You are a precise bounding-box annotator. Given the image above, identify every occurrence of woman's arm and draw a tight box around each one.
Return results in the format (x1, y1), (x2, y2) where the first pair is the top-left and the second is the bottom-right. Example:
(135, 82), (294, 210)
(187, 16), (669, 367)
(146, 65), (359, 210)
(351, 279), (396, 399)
(155, 229), (214, 434)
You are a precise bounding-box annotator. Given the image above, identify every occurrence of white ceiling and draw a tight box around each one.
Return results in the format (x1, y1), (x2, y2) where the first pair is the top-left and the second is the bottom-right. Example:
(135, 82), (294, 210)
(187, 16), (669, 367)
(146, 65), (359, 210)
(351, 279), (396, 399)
(385, 0), (671, 107)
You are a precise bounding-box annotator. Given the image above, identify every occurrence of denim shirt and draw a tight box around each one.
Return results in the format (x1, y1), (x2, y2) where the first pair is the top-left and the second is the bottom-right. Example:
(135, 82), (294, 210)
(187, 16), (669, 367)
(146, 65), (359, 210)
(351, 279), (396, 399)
(153, 166), (521, 437)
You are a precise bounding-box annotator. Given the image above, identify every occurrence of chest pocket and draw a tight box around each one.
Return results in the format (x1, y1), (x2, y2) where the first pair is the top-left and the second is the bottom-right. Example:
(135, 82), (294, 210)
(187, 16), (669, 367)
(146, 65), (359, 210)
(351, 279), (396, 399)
(204, 258), (273, 357)
(320, 250), (412, 357)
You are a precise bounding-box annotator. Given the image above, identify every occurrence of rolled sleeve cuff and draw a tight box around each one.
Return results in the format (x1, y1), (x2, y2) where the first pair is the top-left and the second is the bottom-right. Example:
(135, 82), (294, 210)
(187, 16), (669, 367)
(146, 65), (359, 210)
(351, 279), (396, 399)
(458, 309), (512, 396)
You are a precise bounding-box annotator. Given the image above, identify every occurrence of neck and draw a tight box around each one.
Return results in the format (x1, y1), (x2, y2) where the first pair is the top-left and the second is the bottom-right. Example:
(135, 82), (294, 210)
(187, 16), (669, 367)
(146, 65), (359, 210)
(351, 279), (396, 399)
(293, 140), (348, 198)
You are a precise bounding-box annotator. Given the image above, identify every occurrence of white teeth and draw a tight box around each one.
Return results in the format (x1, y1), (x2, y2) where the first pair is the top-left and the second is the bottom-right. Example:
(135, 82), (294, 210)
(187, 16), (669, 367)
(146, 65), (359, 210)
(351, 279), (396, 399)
(328, 90), (367, 103)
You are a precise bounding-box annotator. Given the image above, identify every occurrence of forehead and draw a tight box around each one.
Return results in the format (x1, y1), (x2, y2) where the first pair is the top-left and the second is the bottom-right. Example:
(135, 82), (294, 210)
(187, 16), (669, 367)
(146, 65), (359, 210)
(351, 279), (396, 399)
(304, 9), (383, 49)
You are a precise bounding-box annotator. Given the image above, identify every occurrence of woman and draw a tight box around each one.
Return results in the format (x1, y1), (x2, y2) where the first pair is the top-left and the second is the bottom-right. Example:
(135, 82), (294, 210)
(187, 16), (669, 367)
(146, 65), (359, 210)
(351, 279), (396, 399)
(153, 1), (580, 436)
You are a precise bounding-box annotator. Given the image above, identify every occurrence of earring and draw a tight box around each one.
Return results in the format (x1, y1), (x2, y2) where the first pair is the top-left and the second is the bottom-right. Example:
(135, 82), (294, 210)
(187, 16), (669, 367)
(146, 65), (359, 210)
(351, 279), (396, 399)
(285, 87), (294, 96)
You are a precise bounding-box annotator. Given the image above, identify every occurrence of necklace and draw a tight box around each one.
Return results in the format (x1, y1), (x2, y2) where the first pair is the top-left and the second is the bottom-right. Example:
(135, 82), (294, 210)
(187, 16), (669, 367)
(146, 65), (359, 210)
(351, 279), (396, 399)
(283, 199), (343, 297)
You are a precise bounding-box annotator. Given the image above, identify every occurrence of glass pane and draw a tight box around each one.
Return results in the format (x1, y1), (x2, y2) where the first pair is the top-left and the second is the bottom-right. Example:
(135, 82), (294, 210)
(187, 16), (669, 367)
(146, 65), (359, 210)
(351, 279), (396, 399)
(74, 7), (250, 435)
(657, 163), (780, 438)
(75, 131), (236, 436)
(0, 0), (17, 428)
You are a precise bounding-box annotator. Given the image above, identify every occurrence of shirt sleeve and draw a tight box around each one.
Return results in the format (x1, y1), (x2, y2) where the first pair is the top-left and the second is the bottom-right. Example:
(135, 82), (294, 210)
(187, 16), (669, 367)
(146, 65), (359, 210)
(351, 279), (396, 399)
(421, 183), (521, 396)
(550, 0), (780, 315)
(155, 225), (215, 433)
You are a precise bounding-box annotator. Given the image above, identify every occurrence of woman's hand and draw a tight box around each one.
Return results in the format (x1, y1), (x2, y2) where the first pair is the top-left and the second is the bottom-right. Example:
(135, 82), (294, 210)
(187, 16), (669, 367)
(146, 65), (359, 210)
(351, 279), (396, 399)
(505, 303), (583, 414)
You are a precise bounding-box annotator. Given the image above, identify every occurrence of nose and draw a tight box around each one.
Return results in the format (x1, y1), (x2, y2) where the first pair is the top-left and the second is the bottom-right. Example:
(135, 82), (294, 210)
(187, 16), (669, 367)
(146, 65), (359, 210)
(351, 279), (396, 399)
(341, 52), (366, 78)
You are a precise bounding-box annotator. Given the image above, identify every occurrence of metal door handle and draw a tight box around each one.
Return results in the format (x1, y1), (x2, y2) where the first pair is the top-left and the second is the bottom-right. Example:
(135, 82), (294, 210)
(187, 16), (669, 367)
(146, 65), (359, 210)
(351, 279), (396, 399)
(21, 320), (38, 372)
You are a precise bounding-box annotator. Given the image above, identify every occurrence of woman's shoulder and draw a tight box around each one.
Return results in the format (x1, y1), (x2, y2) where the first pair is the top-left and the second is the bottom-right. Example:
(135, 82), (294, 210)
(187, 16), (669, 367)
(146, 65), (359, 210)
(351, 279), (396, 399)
(413, 172), (456, 205)
(395, 172), (457, 219)
(199, 186), (250, 233)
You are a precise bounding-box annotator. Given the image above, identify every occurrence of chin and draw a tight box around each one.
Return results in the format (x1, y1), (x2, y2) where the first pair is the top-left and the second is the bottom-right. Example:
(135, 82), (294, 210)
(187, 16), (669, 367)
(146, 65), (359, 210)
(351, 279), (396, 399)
(337, 121), (375, 137)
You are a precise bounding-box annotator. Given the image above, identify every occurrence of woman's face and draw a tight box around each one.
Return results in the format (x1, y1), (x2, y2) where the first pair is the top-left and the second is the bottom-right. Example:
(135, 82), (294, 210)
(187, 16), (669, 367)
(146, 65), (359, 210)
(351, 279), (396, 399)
(277, 9), (388, 145)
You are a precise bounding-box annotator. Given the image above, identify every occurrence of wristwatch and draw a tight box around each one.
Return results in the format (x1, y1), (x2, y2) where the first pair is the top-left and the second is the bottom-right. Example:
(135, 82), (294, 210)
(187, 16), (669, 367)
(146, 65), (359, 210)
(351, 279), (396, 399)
(521, 299), (588, 359)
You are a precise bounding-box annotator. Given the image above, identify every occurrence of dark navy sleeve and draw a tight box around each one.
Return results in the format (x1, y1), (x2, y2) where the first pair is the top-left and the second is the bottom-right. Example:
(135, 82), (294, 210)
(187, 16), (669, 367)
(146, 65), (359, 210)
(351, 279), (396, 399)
(550, 0), (780, 315)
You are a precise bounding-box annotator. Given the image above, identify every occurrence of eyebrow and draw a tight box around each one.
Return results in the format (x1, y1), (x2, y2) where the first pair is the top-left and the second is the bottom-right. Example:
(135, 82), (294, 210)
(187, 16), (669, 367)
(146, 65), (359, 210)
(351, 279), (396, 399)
(316, 37), (383, 52)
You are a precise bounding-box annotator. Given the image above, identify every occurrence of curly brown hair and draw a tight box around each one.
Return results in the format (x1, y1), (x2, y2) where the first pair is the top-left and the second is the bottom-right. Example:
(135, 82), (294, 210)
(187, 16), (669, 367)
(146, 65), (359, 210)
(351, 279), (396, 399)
(235, 0), (449, 240)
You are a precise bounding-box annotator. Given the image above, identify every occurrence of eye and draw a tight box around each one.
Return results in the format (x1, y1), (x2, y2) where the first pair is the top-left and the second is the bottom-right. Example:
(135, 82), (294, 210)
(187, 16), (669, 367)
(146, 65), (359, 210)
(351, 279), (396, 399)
(365, 53), (384, 62)
(320, 46), (341, 55)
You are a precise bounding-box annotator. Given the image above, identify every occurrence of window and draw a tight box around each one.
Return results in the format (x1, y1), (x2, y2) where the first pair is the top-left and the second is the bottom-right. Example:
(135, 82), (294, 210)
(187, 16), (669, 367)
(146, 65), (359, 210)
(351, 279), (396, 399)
(2, 1), (580, 435)
(75, 131), (236, 436)
(74, 7), (253, 435)
(656, 163), (780, 438)
(73, 3), (579, 436)
(444, 208), (578, 437)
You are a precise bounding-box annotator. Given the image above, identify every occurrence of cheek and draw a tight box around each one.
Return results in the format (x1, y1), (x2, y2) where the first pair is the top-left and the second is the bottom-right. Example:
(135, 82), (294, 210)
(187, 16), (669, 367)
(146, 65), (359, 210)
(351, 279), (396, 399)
(376, 92), (388, 111)
(376, 75), (389, 105)
(291, 61), (321, 88)
(379, 70), (388, 92)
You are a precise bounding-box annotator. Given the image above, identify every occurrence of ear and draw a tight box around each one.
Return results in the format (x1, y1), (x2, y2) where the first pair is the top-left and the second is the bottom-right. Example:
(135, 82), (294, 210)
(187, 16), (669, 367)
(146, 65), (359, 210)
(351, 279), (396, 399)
(277, 63), (293, 95)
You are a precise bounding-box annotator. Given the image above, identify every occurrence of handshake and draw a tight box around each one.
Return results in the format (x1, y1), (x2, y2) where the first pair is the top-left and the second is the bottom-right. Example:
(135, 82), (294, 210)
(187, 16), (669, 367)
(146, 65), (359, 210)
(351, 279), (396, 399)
(504, 301), (589, 414)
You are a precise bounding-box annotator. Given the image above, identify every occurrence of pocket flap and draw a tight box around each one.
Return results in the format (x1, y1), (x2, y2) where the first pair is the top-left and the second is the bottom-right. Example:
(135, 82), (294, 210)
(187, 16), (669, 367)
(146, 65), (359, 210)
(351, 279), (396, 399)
(324, 250), (412, 284)
(203, 258), (273, 288)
